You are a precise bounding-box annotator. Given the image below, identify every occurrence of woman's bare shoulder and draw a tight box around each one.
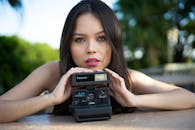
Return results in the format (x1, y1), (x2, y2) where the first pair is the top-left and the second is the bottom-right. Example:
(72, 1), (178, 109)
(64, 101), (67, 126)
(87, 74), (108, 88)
(127, 68), (154, 92)
(42, 61), (60, 74)
(40, 61), (61, 88)
(127, 68), (154, 83)
(33, 61), (60, 79)
(128, 68), (141, 76)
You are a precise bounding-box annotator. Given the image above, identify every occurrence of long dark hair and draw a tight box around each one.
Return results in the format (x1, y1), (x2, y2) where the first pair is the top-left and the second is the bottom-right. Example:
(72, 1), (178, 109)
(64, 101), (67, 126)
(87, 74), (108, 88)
(59, 0), (131, 91)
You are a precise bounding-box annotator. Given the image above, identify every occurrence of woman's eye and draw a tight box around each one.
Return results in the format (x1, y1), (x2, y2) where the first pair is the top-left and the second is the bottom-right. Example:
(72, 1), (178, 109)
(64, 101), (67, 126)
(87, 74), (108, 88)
(74, 37), (85, 43)
(97, 36), (107, 42)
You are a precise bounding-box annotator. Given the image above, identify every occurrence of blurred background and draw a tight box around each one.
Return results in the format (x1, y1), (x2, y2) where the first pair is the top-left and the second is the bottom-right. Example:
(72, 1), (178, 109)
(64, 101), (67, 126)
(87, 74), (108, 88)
(0, 0), (194, 95)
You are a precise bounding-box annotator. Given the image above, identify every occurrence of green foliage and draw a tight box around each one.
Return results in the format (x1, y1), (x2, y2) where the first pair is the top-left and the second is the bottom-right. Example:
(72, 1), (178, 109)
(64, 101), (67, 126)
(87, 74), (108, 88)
(114, 0), (195, 69)
(182, 21), (195, 34)
(0, 35), (59, 94)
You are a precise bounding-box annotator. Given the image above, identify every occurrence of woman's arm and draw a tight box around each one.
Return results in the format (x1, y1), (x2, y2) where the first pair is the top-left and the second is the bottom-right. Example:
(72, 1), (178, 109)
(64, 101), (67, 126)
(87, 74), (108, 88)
(0, 94), (54, 122)
(130, 69), (195, 110)
(0, 62), (61, 122)
(0, 63), (95, 123)
(105, 68), (195, 110)
(134, 87), (195, 110)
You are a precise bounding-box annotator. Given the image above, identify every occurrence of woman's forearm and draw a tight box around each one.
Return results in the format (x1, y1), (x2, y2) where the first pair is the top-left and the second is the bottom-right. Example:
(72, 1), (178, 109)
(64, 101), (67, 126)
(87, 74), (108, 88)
(0, 94), (54, 123)
(133, 88), (195, 110)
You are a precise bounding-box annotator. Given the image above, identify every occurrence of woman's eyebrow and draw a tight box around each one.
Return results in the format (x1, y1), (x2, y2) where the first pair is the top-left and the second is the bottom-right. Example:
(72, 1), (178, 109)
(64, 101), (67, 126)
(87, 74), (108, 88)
(73, 30), (105, 36)
(96, 30), (105, 34)
(72, 33), (84, 36)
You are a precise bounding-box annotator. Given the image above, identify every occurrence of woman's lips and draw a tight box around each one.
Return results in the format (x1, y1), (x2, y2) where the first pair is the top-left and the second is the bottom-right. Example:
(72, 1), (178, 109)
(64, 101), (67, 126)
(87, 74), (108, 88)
(85, 58), (100, 67)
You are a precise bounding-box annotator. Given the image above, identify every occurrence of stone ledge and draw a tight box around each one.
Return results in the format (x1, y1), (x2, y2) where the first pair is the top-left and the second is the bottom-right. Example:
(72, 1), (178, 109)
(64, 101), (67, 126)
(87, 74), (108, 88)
(1, 108), (195, 130)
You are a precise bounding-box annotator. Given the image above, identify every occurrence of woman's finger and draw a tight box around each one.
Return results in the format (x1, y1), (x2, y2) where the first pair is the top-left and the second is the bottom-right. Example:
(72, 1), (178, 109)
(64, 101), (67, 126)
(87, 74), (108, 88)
(109, 89), (114, 97)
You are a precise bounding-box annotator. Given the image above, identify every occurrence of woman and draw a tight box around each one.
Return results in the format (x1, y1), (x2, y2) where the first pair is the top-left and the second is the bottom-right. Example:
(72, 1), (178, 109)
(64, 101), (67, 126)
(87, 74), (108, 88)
(0, 0), (195, 123)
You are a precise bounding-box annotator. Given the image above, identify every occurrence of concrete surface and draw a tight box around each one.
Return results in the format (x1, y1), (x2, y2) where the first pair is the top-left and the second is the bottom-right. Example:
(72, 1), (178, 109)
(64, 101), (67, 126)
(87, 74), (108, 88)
(1, 108), (195, 130)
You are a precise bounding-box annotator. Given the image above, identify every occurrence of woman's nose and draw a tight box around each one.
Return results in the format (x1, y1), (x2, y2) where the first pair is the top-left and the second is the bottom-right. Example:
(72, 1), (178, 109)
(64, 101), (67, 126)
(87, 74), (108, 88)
(87, 40), (96, 53)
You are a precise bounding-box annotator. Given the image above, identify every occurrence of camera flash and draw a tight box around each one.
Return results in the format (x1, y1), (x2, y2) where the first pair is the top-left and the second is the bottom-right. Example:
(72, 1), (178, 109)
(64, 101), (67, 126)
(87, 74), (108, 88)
(95, 73), (107, 81)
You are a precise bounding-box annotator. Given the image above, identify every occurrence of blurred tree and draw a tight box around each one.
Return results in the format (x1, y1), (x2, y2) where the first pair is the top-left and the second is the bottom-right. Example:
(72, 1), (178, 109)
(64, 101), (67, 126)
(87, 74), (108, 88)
(168, 0), (195, 62)
(0, 0), (23, 23)
(182, 21), (195, 34)
(0, 0), (22, 10)
(0, 35), (59, 94)
(114, 0), (195, 69)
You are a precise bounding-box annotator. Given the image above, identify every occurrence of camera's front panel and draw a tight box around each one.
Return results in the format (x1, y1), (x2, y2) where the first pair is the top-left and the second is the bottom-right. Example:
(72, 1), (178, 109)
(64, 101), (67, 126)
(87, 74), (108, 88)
(71, 87), (112, 122)
(70, 72), (112, 122)
(72, 87), (110, 107)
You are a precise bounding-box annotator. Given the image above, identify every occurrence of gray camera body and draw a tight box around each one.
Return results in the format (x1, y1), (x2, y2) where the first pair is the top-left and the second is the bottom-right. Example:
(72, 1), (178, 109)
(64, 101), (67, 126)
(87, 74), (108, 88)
(70, 72), (112, 122)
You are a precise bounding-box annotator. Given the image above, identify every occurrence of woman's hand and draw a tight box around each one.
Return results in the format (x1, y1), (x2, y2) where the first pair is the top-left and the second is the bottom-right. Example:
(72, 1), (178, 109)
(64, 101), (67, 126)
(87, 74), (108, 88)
(105, 68), (136, 107)
(49, 67), (94, 105)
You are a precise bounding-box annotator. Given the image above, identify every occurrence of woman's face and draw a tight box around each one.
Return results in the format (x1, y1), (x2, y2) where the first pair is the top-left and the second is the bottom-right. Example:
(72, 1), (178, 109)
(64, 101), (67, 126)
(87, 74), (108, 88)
(70, 13), (112, 70)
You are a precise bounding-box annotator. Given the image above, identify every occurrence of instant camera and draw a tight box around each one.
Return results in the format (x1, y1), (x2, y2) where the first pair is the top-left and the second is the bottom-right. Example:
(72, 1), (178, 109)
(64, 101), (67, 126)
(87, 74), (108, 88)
(69, 72), (112, 122)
